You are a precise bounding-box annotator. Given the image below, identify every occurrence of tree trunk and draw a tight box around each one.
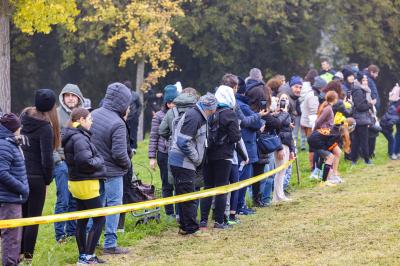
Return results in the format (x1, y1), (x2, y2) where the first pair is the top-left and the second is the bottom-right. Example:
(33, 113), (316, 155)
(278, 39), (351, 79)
(136, 60), (145, 141)
(0, 0), (10, 113)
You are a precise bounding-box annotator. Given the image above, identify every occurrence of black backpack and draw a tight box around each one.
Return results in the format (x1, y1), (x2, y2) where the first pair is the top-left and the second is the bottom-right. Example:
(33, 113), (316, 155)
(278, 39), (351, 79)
(208, 107), (229, 148)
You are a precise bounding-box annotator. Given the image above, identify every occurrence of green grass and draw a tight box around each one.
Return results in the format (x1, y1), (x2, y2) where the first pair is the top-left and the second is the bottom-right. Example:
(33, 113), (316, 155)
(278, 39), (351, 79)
(29, 135), (390, 265)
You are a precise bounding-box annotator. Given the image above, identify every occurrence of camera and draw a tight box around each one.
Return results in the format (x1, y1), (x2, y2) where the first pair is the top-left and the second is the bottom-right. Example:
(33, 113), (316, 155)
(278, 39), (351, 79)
(279, 99), (287, 110)
(260, 100), (267, 110)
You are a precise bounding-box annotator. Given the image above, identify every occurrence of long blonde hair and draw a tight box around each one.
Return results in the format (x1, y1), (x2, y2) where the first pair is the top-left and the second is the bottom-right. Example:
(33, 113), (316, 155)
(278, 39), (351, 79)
(21, 106), (61, 150)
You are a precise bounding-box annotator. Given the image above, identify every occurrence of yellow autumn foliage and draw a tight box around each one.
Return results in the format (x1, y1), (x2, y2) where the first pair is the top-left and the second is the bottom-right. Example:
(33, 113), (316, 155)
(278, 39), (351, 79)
(85, 0), (184, 91)
(11, 0), (79, 34)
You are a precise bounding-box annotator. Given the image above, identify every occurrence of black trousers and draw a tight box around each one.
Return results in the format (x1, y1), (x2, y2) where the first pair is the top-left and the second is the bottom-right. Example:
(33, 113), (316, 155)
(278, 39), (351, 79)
(351, 125), (370, 162)
(200, 160), (232, 224)
(127, 118), (139, 150)
(157, 151), (174, 215)
(21, 177), (46, 258)
(171, 166), (199, 233)
(252, 163), (266, 200)
(75, 196), (105, 255)
(369, 135), (377, 158)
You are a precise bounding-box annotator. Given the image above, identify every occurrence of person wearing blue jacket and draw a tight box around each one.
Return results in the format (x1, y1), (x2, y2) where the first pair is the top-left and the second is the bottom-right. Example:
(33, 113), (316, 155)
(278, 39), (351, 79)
(236, 77), (267, 212)
(0, 113), (29, 266)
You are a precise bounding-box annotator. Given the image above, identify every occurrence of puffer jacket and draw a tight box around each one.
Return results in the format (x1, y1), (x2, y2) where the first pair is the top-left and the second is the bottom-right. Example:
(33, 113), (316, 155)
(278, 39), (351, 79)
(169, 104), (208, 171)
(0, 125), (29, 203)
(148, 108), (168, 158)
(91, 83), (132, 178)
(21, 109), (54, 185)
(159, 93), (197, 139)
(352, 85), (372, 126)
(62, 126), (106, 181)
(54, 84), (85, 164)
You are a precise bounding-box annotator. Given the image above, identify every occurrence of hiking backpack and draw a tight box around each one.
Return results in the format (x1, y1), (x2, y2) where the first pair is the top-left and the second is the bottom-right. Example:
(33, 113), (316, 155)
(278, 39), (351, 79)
(207, 107), (229, 148)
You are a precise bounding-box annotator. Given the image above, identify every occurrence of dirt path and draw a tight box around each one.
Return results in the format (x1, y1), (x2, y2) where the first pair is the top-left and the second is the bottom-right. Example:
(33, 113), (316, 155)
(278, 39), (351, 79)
(106, 161), (400, 265)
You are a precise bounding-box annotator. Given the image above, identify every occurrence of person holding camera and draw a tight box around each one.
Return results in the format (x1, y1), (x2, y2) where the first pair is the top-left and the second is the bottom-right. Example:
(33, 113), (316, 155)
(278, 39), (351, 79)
(271, 94), (295, 202)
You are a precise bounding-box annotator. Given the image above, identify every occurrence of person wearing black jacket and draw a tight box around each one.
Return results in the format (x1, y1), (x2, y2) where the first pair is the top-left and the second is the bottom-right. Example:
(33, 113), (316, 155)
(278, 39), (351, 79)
(200, 84), (241, 229)
(351, 82), (373, 165)
(62, 108), (106, 264)
(20, 89), (60, 261)
(273, 94), (295, 202)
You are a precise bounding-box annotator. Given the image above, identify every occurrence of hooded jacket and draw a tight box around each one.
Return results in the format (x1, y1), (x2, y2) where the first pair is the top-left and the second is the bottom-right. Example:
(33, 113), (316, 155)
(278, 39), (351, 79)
(207, 86), (241, 161)
(245, 79), (266, 112)
(91, 83), (132, 178)
(159, 93), (197, 139)
(169, 104), (208, 171)
(0, 125), (29, 203)
(62, 126), (106, 181)
(54, 84), (85, 164)
(21, 109), (54, 185)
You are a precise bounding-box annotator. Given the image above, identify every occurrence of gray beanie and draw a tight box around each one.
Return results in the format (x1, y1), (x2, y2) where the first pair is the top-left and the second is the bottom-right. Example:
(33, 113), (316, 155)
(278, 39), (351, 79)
(198, 93), (218, 111)
(249, 68), (263, 81)
(313, 76), (328, 90)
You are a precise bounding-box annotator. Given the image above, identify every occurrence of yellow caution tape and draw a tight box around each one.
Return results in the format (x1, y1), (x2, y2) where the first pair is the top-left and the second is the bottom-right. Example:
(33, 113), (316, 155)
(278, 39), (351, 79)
(0, 160), (293, 229)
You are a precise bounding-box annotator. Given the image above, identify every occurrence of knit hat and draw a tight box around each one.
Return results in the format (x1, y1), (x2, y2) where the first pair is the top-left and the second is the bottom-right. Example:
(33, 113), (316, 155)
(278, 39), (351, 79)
(35, 89), (56, 112)
(163, 85), (178, 103)
(342, 68), (354, 81)
(215, 85), (236, 108)
(237, 76), (246, 94)
(289, 76), (303, 87)
(313, 76), (328, 90)
(198, 93), (218, 111)
(0, 113), (21, 133)
(249, 68), (263, 82)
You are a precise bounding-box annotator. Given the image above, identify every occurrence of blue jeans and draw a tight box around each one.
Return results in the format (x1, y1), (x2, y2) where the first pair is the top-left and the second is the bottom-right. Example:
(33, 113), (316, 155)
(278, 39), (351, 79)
(283, 165), (292, 190)
(54, 161), (76, 241)
(237, 163), (253, 211)
(395, 124), (400, 154)
(382, 126), (395, 155)
(103, 177), (123, 249)
(261, 154), (275, 203)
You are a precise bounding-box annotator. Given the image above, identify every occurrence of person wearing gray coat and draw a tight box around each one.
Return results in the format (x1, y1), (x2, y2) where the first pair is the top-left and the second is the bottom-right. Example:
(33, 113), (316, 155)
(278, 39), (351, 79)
(91, 82), (132, 254)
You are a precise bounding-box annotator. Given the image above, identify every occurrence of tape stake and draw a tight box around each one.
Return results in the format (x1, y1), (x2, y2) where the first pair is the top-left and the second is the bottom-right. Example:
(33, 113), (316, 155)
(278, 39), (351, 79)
(0, 161), (294, 229)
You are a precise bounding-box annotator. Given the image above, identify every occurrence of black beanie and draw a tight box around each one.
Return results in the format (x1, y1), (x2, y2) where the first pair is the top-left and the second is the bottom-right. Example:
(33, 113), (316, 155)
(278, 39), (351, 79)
(35, 89), (56, 112)
(0, 113), (21, 133)
(342, 68), (354, 82)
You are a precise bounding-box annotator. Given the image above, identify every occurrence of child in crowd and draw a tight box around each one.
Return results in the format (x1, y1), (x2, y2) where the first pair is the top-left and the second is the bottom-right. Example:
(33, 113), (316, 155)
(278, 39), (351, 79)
(62, 108), (106, 264)
(0, 113), (29, 266)
(308, 118), (355, 184)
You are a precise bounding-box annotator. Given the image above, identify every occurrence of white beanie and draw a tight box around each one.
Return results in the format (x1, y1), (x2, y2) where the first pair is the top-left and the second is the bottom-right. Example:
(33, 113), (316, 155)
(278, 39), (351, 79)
(215, 85), (236, 108)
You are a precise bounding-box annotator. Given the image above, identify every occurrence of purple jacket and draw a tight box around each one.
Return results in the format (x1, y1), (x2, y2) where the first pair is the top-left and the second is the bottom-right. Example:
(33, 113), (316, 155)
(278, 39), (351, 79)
(148, 109), (168, 158)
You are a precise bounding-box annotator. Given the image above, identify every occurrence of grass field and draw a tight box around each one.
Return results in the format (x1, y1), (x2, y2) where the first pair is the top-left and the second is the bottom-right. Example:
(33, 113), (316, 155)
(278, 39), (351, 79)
(27, 135), (393, 265)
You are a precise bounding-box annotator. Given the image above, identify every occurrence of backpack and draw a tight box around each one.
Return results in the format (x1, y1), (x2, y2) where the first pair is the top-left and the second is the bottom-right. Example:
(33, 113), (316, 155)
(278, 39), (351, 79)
(168, 107), (184, 149)
(207, 107), (229, 148)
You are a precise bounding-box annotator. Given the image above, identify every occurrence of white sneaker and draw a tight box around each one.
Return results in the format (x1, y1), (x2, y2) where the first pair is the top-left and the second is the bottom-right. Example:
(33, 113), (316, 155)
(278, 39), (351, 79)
(310, 168), (321, 179)
(331, 175), (343, 183)
(391, 154), (398, 160)
(327, 176), (341, 184)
